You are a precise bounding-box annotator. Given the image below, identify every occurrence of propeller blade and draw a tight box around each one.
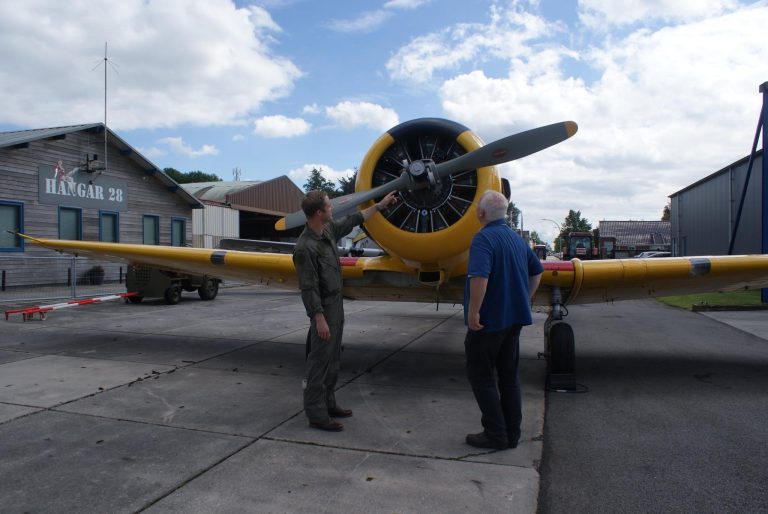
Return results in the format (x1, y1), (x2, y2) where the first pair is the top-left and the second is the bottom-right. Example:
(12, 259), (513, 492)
(275, 121), (578, 231)
(434, 121), (578, 179)
(276, 173), (409, 231)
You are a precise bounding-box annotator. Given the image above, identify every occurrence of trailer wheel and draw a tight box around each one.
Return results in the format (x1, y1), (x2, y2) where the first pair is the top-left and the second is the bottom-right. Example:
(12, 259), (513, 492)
(164, 284), (182, 305)
(198, 278), (219, 301)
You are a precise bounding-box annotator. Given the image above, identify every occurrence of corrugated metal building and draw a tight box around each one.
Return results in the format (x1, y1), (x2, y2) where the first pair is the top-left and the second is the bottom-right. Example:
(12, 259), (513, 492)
(598, 221), (671, 258)
(182, 176), (304, 248)
(669, 150), (762, 256)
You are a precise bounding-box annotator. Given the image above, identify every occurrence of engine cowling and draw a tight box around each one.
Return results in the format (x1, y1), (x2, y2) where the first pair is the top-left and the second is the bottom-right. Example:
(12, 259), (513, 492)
(357, 118), (502, 274)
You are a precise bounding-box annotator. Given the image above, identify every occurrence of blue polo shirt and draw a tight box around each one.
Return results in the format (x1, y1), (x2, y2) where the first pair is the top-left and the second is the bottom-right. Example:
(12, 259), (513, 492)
(463, 219), (544, 332)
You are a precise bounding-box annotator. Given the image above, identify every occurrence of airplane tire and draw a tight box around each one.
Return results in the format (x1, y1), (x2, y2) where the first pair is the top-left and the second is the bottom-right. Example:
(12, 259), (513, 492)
(549, 322), (575, 374)
(164, 284), (182, 305)
(198, 278), (219, 301)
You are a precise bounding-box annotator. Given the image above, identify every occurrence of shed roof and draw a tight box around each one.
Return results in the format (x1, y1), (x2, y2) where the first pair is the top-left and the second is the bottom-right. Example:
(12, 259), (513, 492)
(182, 181), (263, 204)
(669, 148), (763, 197)
(598, 220), (671, 246)
(182, 176), (304, 216)
(0, 123), (203, 208)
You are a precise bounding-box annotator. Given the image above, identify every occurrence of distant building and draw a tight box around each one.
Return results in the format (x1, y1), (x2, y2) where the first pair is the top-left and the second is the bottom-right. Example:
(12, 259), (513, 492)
(598, 221), (671, 259)
(182, 177), (304, 248)
(669, 150), (762, 256)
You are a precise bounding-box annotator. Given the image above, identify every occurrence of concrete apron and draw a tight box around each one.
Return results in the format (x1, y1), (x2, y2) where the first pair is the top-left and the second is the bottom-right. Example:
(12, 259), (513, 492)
(0, 287), (546, 513)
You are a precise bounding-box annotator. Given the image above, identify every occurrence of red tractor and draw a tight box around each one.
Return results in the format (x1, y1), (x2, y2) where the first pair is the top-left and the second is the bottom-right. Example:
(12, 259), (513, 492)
(561, 231), (599, 260)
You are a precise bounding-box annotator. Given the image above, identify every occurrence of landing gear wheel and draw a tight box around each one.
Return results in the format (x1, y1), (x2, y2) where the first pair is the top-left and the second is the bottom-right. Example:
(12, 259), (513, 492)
(164, 284), (182, 305)
(127, 295), (144, 304)
(549, 322), (575, 375)
(197, 278), (219, 301)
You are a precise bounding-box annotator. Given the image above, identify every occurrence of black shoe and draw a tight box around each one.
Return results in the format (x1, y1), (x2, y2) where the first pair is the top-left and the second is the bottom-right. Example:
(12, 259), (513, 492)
(328, 406), (353, 418)
(465, 432), (507, 450)
(309, 419), (344, 431)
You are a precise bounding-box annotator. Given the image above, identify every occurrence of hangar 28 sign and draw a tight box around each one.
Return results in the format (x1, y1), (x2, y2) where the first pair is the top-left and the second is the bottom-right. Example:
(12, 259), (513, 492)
(37, 163), (128, 211)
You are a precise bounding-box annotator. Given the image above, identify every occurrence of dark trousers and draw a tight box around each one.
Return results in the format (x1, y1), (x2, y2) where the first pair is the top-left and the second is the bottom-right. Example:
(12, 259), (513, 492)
(304, 301), (344, 422)
(464, 324), (523, 445)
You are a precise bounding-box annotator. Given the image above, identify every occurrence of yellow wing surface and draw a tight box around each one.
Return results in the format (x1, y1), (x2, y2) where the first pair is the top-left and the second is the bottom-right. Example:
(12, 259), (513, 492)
(19, 236), (768, 305)
(535, 256), (768, 305)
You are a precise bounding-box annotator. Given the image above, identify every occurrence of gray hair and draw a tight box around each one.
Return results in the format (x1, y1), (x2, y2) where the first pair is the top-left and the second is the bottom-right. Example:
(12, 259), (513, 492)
(478, 190), (508, 222)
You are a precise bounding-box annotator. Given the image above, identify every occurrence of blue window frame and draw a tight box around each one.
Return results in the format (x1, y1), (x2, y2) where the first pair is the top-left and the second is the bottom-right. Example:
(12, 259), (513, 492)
(143, 215), (160, 245)
(171, 217), (186, 247)
(99, 210), (119, 243)
(59, 206), (82, 240)
(0, 200), (24, 252)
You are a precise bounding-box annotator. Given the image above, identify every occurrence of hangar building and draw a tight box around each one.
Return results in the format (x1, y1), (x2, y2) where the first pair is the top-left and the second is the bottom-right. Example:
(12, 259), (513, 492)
(669, 150), (763, 256)
(182, 178), (304, 248)
(0, 123), (202, 287)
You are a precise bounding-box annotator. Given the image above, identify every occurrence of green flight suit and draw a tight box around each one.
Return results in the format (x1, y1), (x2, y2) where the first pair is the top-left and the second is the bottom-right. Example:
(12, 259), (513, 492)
(293, 212), (363, 422)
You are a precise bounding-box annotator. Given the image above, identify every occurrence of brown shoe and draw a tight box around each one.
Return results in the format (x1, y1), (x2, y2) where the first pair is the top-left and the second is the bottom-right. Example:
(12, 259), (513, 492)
(328, 406), (353, 418)
(309, 419), (344, 432)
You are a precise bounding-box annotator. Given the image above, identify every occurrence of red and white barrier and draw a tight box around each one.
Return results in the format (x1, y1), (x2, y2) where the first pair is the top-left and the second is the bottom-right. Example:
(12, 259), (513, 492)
(4, 292), (139, 321)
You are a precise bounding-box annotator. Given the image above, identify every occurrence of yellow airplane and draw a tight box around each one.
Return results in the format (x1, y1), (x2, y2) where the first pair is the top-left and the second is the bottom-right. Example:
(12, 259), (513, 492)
(19, 118), (768, 382)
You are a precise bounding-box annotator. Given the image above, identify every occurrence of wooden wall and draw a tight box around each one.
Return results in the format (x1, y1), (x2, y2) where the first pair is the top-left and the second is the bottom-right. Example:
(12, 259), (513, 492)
(0, 128), (195, 288)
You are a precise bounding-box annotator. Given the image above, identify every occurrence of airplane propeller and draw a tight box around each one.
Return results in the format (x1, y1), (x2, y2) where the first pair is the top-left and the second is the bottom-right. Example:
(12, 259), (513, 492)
(276, 120), (578, 231)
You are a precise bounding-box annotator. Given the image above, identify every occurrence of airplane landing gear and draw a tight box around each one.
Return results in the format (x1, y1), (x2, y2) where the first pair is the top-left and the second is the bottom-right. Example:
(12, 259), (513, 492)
(544, 286), (577, 391)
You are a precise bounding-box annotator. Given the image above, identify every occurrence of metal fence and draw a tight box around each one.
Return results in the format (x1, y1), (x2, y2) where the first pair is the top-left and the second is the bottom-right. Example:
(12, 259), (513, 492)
(0, 256), (126, 304)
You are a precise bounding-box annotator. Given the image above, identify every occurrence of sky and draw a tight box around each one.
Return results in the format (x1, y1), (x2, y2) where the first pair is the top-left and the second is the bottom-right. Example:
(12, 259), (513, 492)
(1, 0), (767, 244)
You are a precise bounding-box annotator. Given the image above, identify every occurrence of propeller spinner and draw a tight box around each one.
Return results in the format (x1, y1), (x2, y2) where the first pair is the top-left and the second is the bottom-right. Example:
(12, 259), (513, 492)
(276, 120), (577, 231)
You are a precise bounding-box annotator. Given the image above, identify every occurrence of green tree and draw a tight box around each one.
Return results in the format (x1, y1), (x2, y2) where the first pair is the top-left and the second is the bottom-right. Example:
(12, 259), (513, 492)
(556, 209), (592, 252)
(505, 201), (521, 229)
(337, 169), (358, 196)
(303, 167), (338, 196)
(661, 204), (670, 221)
(163, 168), (222, 183)
(530, 230), (545, 245)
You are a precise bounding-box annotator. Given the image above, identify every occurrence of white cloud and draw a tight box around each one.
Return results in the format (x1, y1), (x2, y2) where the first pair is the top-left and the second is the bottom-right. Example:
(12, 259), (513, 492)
(385, 3), (768, 230)
(287, 164), (356, 187)
(158, 137), (219, 157)
(302, 103), (321, 114)
(384, 0), (431, 9)
(253, 115), (311, 138)
(578, 0), (740, 27)
(326, 10), (392, 33)
(232, 134), (245, 142)
(0, 0), (301, 130)
(326, 0), (430, 33)
(325, 101), (399, 131)
(386, 5), (552, 85)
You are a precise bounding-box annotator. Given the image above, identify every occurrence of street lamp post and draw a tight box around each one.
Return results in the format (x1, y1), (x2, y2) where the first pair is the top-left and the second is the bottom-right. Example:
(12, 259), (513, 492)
(542, 218), (562, 259)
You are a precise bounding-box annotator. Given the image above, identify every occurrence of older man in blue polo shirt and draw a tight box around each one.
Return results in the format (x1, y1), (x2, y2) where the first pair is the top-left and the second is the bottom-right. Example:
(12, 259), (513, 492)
(463, 190), (543, 450)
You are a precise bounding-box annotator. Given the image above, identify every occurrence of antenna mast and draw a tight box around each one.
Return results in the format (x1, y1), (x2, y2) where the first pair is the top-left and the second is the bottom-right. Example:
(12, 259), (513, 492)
(92, 42), (117, 178)
(104, 42), (108, 176)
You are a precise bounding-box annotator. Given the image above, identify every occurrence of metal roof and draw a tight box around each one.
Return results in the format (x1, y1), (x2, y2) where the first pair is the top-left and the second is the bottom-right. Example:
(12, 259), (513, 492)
(183, 176), (304, 216)
(182, 181), (263, 204)
(598, 220), (671, 246)
(0, 123), (203, 209)
(669, 148), (763, 197)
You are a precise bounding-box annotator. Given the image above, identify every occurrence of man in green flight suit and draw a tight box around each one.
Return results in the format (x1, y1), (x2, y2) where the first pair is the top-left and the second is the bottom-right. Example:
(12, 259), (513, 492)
(293, 189), (398, 431)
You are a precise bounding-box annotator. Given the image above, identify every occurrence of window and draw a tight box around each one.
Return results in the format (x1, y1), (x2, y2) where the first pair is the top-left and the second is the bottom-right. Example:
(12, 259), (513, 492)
(59, 207), (82, 240)
(143, 215), (159, 245)
(171, 217), (186, 247)
(0, 201), (24, 251)
(100, 211), (119, 243)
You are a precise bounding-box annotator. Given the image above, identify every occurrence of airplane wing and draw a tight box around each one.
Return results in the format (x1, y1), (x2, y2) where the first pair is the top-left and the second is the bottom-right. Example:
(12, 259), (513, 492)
(18, 235), (431, 300)
(20, 235), (768, 306)
(535, 255), (768, 305)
